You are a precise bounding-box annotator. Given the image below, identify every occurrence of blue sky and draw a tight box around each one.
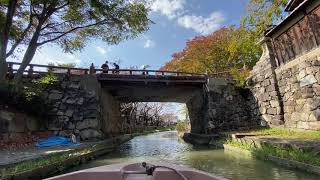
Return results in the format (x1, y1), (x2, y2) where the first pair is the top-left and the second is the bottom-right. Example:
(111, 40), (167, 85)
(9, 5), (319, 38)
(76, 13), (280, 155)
(10, 0), (249, 70)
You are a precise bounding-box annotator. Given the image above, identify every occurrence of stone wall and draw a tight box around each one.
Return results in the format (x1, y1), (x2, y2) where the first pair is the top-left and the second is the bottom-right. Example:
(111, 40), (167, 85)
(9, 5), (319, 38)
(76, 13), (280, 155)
(100, 90), (123, 136)
(188, 78), (260, 134)
(205, 79), (260, 133)
(43, 75), (104, 140)
(0, 109), (43, 134)
(247, 38), (284, 127)
(275, 49), (320, 130)
(247, 38), (320, 130)
(187, 90), (207, 133)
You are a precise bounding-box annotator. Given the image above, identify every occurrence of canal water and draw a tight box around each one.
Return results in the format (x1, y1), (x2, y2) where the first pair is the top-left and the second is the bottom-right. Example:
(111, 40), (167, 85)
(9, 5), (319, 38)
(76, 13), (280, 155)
(71, 131), (319, 179)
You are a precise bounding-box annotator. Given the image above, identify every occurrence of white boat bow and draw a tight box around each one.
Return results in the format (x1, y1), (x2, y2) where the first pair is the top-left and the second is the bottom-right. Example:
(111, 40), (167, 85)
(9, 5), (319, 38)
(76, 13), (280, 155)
(45, 162), (227, 180)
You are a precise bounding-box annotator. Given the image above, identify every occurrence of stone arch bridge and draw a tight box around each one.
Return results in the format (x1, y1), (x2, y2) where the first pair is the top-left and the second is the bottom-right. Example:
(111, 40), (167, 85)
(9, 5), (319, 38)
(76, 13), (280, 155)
(5, 62), (258, 140)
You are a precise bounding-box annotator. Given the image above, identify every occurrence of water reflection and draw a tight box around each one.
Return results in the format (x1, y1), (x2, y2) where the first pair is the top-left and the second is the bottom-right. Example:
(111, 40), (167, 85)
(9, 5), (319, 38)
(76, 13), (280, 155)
(72, 131), (319, 180)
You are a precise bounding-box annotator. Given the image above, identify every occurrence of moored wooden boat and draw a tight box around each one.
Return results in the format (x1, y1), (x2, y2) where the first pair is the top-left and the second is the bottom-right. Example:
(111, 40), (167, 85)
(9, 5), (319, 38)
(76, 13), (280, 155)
(46, 162), (226, 180)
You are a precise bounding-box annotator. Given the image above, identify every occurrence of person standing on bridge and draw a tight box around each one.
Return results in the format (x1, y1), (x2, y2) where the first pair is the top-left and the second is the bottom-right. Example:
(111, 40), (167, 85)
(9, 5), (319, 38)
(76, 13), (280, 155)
(113, 63), (120, 74)
(141, 65), (150, 75)
(101, 61), (109, 74)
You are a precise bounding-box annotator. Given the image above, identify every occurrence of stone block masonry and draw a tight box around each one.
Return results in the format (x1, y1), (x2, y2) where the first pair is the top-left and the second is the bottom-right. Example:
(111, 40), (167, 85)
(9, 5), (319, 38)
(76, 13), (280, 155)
(44, 75), (105, 140)
(247, 38), (284, 128)
(275, 49), (320, 130)
(0, 74), (129, 142)
(189, 78), (261, 134)
(247, 37), (320, 130)
(246, 0), (320, 131)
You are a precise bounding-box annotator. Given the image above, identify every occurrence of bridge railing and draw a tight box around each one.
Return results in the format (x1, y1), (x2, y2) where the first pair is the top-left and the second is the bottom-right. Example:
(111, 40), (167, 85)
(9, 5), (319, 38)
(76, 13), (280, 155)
(94, 68), (207, 77)
(6, 62), (208, 77)
(5, 61), (234, 79)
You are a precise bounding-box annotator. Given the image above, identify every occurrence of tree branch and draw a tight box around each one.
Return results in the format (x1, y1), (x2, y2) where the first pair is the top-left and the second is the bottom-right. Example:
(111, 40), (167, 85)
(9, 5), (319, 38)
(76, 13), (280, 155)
(41, 19), (73, 31)
(37, 20), (107, 46)
(53, 1), (70, 11)
(40, 30), (69, 36)
(6, 6), (34, 57)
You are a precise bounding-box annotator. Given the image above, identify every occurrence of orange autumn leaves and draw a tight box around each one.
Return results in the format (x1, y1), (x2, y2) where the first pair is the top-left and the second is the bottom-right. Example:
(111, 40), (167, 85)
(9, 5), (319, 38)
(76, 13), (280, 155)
(160, 27), (261, 76)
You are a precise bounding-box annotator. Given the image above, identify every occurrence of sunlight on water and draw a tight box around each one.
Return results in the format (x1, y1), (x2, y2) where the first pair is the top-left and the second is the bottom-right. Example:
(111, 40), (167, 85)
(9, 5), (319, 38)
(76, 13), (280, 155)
(69, 131), (319, 180)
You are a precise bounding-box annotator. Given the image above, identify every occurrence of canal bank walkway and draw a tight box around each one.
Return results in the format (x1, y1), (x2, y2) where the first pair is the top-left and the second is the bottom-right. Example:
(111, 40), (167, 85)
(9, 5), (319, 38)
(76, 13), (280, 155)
(0, 135), (132, 180)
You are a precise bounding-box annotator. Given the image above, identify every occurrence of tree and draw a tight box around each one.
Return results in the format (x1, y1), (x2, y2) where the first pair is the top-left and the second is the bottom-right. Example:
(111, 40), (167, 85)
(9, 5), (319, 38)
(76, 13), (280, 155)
(244, 0), (289, 36)
(179, 104), (189, 121)
(160, 0), (289, 85)
(56, 63), (76, 68)
(160, 27), (261, 74)
(0, 0), (150, 82)
(120, 102), (175, 132)
(160, 28), (231, 74)
(0, 0), (18, 82)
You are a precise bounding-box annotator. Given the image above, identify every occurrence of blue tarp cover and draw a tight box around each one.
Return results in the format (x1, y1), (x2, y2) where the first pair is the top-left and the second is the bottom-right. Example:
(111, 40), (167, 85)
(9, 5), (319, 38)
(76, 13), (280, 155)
(35, 136), (80, 148)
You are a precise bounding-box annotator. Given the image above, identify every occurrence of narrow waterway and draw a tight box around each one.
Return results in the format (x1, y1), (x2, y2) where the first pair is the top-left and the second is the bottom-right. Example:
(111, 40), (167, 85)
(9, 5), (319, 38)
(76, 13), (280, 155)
(71, 131), (319, 179)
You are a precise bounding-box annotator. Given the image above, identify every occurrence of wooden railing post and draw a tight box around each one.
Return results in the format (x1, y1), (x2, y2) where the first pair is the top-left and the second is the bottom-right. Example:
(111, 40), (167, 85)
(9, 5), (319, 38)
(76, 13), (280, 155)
(67, 68), (71, 75)
(7, 62), (13, 78)
(89, 63), (95, 75)
(28, 65), (34, 76)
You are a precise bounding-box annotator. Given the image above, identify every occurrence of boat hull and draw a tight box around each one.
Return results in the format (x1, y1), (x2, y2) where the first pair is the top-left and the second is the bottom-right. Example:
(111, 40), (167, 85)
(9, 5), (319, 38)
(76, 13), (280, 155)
(45, 163), (226, 180)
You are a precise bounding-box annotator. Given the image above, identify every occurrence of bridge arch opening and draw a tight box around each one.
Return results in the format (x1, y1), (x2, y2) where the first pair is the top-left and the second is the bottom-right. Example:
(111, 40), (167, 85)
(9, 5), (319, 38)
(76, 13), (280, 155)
(118, 102), (187, 134)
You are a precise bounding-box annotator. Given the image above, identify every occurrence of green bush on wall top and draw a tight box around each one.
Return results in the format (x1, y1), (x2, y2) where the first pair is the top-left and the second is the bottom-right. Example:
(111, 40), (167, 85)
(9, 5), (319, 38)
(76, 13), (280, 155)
(0, 73), (58, 117)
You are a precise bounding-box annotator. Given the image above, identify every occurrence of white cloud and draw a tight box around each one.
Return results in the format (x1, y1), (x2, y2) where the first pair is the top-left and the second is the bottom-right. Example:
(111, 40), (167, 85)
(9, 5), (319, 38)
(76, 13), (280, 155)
(32, 50), (81, 66)
(96, 46), (107, 55)
(151, 0), (185, 19)
(64, 54), (81, 63)
(144, 39), (156, 48)
(177, 12), (225, 35)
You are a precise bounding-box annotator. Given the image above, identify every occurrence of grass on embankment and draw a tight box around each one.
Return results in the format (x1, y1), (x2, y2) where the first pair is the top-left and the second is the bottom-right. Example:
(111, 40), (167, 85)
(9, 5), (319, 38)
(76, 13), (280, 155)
(0, 143), (110, 178)
(243, 128), (320, 139)
(224, 127), (320, 167)
(225, 139), (320, 167)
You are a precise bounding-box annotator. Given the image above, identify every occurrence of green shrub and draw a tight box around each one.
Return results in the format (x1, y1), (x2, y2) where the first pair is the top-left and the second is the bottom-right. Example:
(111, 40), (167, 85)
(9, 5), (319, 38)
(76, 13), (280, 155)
(0, 73), (58, 117)
(176, 120), (190, 132)
(230, 68), (250, 87)
(32, 71), (58, 88)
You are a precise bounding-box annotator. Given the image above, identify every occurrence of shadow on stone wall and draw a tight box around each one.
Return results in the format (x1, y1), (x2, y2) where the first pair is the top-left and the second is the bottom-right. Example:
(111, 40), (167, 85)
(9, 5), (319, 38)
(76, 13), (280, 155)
(198, 80), (262, 135)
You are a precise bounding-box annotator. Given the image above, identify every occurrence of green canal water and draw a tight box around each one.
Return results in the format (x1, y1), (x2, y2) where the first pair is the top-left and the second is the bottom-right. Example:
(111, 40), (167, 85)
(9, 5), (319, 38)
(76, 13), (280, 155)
(71, 131), (319, 180)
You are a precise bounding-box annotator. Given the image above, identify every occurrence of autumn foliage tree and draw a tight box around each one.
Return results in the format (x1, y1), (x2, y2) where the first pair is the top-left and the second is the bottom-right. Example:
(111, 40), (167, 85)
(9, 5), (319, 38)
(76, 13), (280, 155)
(160, 26), (261, 85)
(161, 0), (289, 86)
